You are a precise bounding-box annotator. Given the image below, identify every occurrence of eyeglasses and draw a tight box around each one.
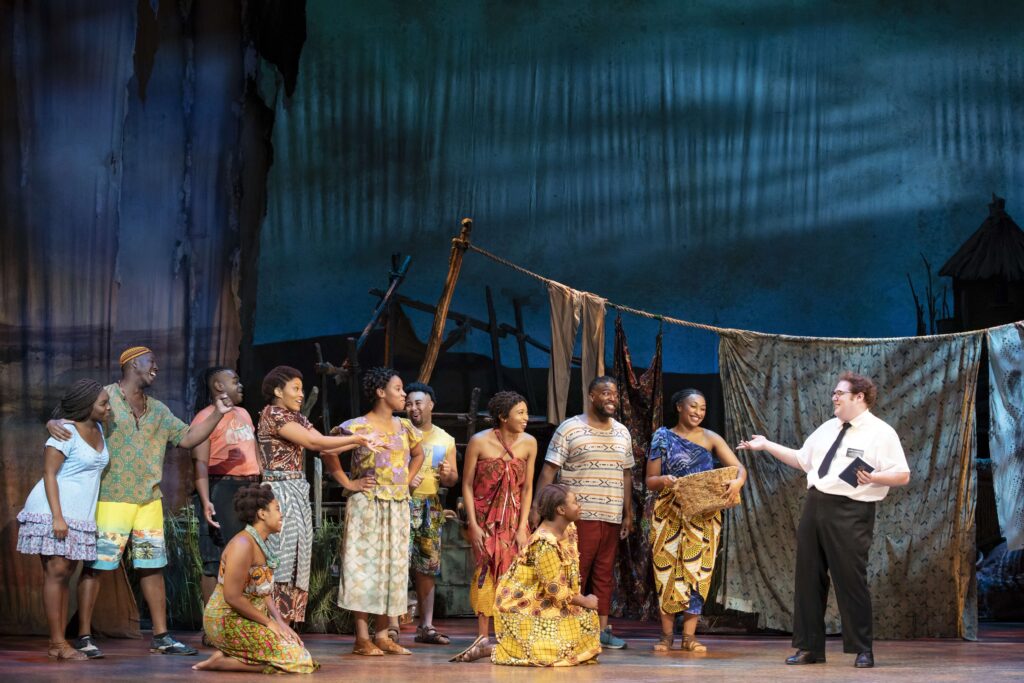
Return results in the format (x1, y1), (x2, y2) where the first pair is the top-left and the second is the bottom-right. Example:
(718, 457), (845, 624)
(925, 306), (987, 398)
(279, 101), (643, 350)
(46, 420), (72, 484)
(831, 390), (854, 398)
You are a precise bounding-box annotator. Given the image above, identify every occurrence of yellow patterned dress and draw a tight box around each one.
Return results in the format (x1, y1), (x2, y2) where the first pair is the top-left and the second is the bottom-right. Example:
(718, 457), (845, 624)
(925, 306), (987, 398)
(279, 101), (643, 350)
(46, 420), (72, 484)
(492, 524), (602, 667)
(648, 427), (722, 615)
(203, 528), (319, 674)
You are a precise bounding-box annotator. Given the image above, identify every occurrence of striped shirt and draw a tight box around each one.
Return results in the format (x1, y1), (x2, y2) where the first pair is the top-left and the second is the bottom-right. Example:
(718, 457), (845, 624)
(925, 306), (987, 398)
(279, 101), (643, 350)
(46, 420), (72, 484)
(545, 415), (634, 524)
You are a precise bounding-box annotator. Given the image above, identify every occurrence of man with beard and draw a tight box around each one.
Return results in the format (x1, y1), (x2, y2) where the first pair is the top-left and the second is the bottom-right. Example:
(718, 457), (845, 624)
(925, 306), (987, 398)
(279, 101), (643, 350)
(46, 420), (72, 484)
(190, 367), (260, 606)
(47, 346), (233, 658)
(534, 375), (634, 649)
(386, 382), (458, 645)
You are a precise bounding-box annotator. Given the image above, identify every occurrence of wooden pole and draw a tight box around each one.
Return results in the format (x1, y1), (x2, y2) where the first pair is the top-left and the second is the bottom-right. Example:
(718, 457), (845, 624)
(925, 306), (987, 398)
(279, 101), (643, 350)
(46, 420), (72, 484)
(485, 285), (504, 390)
(418, 218), (473, 383)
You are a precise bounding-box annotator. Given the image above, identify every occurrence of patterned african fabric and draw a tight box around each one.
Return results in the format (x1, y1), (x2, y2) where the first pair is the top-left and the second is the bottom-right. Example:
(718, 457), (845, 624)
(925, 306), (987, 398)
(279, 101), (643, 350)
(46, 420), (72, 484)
(261, 472), (312, 623)
(257, 406), (313, 472)
(611, 317), (663, 619)
(98, 383), (188, 504)
(411, 425), (456, 497)
(545, 416), (634, 524)
(470, 454), (527, 616)
(337, 492), (411, 616)
(648, 427), (721, 615)
(492, 524), (601, 667)
(409, 493), (443, 576)
(204, 547), (319, 673)
(340, 416), (422, 501)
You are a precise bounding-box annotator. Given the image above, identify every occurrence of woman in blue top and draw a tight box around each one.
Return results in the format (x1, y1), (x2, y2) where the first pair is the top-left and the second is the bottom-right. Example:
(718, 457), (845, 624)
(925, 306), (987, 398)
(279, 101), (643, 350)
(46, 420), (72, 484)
(17, 379), (111, 661)
(645, 388), (746, 653)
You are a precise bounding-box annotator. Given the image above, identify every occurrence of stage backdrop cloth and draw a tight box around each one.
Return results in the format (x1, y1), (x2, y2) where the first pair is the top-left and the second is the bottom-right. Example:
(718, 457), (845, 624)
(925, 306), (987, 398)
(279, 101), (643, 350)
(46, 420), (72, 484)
(718, 330), (982, 640)
(987, 323), (1024, 553)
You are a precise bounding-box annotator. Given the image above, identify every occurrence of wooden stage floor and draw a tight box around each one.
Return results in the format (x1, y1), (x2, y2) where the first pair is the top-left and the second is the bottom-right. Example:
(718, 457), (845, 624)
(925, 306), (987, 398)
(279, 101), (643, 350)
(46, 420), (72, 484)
(2, 620), (1021, 682)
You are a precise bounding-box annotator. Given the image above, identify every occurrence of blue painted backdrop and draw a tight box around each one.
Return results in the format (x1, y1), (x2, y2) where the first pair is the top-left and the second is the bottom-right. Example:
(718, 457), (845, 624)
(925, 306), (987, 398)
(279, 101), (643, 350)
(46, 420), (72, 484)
(254, 0), (1024, 372)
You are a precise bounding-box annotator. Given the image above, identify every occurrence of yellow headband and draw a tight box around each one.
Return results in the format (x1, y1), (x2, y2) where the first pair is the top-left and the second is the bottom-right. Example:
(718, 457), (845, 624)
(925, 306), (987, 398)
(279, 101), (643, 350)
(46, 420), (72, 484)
(119, 346), (153, 366)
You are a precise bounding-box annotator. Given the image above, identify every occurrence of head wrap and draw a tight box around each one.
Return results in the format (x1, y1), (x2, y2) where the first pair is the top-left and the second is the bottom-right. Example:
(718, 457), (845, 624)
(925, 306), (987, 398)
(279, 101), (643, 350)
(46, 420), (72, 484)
(119, 346), (153, 367)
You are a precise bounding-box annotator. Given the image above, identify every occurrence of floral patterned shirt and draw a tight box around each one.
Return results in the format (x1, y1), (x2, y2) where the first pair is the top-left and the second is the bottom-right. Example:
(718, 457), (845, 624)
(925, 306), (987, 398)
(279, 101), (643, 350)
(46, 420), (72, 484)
(98, 383), (189, 504)
(340, 416), (422, 501)
(257, 406), (314, 472)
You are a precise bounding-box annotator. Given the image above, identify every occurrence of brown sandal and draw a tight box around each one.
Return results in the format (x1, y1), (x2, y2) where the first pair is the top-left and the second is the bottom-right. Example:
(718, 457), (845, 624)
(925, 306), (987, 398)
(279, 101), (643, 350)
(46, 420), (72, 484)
(414, 624), (450, 644)
(48, 641), (87, 661)
(449, 635), (493, 662)
(352, 637), (384, 656)
(652, 632), (674, 652)
(681, 635), (707, 653)
(374, 636), (411, 655)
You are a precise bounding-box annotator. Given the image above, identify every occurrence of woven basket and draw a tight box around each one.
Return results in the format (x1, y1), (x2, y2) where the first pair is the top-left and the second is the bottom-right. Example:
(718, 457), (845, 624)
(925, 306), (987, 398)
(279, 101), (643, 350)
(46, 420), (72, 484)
(669, 465), (741, 518)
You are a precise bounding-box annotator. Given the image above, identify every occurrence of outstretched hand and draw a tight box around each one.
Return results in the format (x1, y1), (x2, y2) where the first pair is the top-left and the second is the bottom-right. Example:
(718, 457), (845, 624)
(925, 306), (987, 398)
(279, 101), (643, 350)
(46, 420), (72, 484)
(213, 393), (234, 414)
(737, 435), (769, 451)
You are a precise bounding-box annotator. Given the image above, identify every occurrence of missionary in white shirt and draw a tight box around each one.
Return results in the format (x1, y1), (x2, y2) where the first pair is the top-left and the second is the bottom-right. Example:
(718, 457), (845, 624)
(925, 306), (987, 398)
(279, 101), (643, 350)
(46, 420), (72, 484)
(738, 372), (910, 670)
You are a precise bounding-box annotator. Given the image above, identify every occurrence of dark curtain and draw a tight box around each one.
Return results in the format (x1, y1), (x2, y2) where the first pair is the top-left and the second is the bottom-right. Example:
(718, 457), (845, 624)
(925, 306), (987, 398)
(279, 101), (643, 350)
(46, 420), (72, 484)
(0, 1), (247, 635)
(611, 316), (663, 619)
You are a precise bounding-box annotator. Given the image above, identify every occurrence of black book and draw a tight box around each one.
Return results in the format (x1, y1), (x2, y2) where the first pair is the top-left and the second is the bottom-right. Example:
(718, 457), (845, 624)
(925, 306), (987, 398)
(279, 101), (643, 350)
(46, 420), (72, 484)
(839, 456), (874, 487)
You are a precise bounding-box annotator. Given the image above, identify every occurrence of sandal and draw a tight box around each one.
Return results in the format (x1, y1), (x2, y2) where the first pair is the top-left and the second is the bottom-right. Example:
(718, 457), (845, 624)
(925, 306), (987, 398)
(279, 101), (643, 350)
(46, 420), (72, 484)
(414, 624), (450, 645)
(375, 636), (411, 655)
(652, 632), (674, 652)
(352, 637), (385, 656)
(681, 635), (707, 653)
(449, 635), (493, 663)
(387, 626), (401, 644)
(48, 641), (87, 661)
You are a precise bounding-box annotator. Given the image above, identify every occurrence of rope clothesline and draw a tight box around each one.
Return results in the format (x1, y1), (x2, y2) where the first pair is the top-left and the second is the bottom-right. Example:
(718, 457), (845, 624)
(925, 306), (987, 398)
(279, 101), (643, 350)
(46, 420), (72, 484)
(466, 243), (1016, 343)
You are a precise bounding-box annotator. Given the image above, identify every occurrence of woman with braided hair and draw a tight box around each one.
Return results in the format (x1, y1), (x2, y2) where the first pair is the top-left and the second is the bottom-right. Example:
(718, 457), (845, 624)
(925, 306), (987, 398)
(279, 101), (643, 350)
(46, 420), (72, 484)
(333, 367), (425, 656)
(17, 379), (111, 660)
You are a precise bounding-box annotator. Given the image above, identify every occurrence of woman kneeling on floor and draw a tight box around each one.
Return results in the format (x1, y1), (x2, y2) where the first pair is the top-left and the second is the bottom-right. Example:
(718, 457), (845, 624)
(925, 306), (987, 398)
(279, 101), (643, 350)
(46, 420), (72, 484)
(194, 484), (318, 673)
(491, 484), (602, 667)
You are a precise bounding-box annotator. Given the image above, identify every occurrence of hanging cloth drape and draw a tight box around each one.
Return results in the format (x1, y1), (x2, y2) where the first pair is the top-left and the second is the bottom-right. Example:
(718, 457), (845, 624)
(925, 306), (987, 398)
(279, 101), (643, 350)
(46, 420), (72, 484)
(546, 282), (606, 424)
(987, 322), (1024, 552)
(610, 316), (663, 619)
(718, 330), (982, 639)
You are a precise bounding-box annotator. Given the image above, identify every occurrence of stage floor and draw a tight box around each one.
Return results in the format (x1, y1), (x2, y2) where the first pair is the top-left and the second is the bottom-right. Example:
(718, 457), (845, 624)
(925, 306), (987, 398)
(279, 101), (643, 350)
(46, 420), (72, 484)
(2, 620), (1022, 682)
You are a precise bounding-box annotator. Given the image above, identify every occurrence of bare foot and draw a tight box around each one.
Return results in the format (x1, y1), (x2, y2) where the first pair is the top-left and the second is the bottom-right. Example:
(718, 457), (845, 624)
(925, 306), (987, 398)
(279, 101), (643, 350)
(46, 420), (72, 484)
(192, 649), (263, 672)
(193, 650), (225, 670)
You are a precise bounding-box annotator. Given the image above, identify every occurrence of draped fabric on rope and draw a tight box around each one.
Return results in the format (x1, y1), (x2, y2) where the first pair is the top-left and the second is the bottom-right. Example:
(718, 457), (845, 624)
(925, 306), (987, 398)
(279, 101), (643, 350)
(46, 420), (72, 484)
(987, 323), (1024, 552)
(611, 316), (663, 620)
(718, 331), (982, 639)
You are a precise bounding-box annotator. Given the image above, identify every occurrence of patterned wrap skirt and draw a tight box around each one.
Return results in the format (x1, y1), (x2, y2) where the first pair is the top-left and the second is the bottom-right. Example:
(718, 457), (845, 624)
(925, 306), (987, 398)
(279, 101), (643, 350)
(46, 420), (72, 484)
(337, 493), (411, 616)
(262, 471), (312, 623)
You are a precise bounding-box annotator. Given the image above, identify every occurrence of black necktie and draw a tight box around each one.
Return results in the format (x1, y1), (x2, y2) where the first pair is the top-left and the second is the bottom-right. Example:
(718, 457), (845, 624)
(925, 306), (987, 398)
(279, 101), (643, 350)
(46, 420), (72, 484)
(817, 421), (852, 478)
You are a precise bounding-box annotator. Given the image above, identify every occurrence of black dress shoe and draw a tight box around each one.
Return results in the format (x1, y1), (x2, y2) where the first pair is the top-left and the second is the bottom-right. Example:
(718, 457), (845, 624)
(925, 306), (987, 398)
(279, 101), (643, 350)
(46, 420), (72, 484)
(786, 649), (824, 665)
(854, 651), (874, 668)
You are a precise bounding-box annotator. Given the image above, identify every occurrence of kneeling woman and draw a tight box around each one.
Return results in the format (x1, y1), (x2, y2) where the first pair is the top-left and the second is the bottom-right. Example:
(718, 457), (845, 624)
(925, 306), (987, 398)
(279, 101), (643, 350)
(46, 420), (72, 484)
(492, 484), (602, 667)
(194, 484), (318, 673)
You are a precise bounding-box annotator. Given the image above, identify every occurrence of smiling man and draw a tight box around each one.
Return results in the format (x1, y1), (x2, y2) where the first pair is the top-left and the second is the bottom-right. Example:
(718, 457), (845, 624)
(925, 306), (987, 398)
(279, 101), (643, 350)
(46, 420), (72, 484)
(47, 346), (233, 658)
(737, 372), (911, 669)
(535, 375), (634, 649)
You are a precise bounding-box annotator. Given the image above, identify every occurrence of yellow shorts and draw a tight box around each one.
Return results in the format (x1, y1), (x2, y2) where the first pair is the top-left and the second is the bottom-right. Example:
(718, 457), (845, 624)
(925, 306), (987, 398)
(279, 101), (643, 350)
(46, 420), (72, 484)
(91, 499), (166, 570)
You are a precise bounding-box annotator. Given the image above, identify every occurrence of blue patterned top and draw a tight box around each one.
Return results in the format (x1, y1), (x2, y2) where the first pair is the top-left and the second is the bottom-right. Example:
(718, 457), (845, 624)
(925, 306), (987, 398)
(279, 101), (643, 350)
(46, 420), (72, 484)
(647, 427), (714, 478)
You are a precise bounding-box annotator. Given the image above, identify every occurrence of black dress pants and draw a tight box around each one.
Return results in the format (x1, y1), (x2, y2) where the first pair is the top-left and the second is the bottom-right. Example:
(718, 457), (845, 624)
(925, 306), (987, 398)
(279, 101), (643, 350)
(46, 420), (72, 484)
(792, 487), (876, 657)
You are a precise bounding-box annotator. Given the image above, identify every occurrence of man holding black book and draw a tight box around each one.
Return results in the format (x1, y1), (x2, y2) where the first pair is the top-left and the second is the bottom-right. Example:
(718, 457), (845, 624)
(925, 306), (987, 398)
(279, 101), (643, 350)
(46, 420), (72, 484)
(737, 372), (910, 669)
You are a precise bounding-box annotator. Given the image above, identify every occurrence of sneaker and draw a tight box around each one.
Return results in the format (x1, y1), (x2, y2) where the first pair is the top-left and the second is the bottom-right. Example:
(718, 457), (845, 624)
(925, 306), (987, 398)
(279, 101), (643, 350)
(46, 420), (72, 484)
(600, 626), (627, 649)
(72, 634), (105, 659)
(150, 633), (198, 655)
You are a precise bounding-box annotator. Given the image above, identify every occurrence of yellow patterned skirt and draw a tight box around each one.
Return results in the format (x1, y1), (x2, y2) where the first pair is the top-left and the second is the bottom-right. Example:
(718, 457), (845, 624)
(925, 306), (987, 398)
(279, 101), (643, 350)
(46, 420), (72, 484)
(649, 489), (722, 614)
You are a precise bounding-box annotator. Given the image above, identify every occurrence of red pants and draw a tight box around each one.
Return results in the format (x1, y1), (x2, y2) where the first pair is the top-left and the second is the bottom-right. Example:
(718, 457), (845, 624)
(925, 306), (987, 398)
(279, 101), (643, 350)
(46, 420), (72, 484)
(576, 519), (620, 616)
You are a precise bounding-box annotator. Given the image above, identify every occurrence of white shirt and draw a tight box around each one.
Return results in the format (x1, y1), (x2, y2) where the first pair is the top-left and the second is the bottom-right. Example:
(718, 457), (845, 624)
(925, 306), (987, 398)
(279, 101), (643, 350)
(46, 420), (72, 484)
(797, 410), (909, 503)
